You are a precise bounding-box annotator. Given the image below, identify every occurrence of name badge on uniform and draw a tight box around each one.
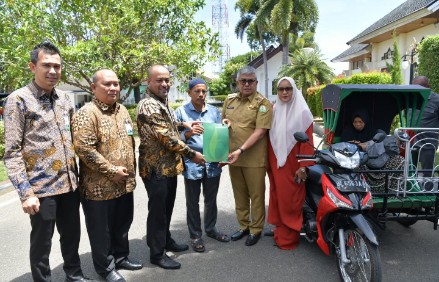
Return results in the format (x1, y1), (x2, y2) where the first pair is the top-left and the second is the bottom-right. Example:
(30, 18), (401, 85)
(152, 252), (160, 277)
(63, 114), (70, 131)
(227, 106), (234, 109)
(125, 122), (133, 136)
(259, 105), (267, 113)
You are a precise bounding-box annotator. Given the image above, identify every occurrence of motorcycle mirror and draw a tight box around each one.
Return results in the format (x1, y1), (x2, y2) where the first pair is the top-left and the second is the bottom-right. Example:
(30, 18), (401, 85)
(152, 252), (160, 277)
(294, 132), (309, 143)
(372, 132), (386, 143)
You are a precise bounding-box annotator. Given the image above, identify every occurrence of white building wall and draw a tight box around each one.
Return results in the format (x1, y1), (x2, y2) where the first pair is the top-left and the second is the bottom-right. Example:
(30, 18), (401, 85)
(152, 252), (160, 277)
(352, 23), (439, 84)
(254, 51), (284, 100)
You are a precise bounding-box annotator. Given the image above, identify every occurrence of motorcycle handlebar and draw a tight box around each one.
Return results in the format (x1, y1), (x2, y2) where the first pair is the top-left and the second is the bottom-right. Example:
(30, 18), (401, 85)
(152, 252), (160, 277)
(296, 154), (315, 159)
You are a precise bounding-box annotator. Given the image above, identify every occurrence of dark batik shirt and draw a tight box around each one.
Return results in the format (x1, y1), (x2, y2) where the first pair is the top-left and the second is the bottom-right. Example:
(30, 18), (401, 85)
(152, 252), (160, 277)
(72, 97), (136, 200)
(137, 92), (196, 178)
(3, 81), (78, 201)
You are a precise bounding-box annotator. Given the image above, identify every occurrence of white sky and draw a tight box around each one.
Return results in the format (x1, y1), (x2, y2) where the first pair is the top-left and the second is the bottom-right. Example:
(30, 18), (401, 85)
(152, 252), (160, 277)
(197, 0), (407, 75)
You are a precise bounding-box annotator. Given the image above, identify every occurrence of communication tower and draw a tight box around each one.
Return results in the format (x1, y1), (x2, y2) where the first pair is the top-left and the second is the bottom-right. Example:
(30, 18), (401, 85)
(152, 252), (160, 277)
(212, 0), (230, 74)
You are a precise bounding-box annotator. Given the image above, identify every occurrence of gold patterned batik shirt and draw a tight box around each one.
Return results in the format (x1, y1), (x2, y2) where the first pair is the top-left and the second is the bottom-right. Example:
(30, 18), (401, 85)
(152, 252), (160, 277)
(3, 81), (78, 201)
(72, 98), (136, 201)
(137, 92), (196, 179)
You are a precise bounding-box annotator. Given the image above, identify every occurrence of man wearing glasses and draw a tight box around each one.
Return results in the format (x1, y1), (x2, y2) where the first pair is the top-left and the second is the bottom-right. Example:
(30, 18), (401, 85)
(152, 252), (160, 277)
(222, 66), (273, 246)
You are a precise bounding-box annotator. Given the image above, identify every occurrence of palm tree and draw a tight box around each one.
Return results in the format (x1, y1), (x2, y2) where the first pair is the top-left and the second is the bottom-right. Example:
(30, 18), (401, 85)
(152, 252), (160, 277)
(255, 0), (318, 65)
(279, 49), (334, 98)
(235, 0), (271, 97)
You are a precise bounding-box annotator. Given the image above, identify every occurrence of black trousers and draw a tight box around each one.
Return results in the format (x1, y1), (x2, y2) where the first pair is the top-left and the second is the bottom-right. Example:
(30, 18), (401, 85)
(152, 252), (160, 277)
(29, 189), (82, 282)
(81, 192), (134, 277)
(185, 175), (221, 239)
(412, 148), (436, 177)
(142, 172), (177, 261)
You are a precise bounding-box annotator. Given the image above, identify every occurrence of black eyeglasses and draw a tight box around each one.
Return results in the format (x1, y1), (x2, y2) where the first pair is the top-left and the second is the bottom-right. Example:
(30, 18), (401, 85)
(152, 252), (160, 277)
(277, 87), (293, 92)
(238, 79), (257, 85)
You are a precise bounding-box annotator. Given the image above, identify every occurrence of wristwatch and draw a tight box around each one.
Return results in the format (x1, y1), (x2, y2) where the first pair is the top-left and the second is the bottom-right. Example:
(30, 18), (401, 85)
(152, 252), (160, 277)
(238, 147), (245, 154)
(300, 167), (306, 173)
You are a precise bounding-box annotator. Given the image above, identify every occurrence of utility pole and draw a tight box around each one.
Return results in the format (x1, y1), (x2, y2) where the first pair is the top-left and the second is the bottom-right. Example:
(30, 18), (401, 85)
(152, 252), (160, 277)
(212, 0), (230, 75)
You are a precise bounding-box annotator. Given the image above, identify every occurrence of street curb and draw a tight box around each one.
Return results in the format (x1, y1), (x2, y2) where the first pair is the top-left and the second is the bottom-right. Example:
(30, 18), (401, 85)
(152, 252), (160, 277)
(0, 180), (13, 196)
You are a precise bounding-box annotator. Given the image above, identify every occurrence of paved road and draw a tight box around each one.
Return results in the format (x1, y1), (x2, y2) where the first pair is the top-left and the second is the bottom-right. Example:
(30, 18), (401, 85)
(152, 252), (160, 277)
(1, 136), (439, 281)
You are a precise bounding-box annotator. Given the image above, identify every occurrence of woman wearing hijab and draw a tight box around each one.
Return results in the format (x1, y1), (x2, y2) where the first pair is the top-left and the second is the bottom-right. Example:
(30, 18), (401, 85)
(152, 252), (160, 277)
(267, 77), (314, 250)
(341, 109), (373, 145)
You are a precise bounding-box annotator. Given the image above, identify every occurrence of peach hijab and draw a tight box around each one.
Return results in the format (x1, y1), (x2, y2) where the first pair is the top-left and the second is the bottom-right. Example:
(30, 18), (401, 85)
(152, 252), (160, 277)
(269, 77), (314, 168)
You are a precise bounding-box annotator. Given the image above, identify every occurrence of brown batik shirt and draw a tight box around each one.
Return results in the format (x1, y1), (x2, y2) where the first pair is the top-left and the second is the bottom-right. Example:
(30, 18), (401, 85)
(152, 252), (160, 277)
(72, 97), (136, 200)
(3, 81), (78, 201)
(137, 92), (196, 179)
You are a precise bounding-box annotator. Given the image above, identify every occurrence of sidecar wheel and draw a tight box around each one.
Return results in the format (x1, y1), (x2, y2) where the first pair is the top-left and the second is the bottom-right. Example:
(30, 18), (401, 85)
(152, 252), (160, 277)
(336, 229), (382, 282)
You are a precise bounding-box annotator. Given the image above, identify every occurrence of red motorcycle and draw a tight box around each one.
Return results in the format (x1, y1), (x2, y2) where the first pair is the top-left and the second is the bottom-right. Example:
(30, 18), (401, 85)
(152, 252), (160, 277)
(294, 131), (383, 282)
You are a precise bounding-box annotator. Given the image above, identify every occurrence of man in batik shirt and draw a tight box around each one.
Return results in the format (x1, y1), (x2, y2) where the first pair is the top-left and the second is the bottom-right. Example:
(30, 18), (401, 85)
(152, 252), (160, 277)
(3, 41), (86, 282)
(72, 69), (142, 282)
(137, 64), (205, 270)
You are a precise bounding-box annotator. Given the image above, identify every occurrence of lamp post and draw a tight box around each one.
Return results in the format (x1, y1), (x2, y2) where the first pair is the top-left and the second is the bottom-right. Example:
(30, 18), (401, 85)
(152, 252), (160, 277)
(401, 47), (418, 84)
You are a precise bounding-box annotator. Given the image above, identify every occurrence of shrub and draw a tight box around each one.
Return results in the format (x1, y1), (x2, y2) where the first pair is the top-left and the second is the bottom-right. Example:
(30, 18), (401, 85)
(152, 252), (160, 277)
(210, 95), (228, 102)
(331, 72), (391, 84)
(126, 106), (138, 136)
(306, 85), (325, 117)
(169, 103), (182, 110)
(418, 35), (439, 93)
(0, 122), (4, 159)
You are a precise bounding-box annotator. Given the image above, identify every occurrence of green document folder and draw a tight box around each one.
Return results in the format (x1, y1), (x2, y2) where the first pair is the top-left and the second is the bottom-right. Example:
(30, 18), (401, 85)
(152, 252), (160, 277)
(203, 122), (229, 162)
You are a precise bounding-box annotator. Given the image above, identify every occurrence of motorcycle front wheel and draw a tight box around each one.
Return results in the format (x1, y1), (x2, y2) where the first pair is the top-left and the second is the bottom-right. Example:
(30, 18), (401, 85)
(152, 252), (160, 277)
(336, 229), (382, 282)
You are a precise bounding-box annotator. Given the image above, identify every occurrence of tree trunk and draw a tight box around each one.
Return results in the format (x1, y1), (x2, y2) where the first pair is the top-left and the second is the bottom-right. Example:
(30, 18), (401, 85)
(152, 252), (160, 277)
(134, 85), (141, 103)
(258, 24), (269, 98)
(282, 30), (289, 65)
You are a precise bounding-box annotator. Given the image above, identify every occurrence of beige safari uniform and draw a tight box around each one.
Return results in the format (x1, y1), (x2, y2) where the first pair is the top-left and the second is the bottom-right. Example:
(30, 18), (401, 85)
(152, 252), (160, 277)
(222, 92), (273, 234)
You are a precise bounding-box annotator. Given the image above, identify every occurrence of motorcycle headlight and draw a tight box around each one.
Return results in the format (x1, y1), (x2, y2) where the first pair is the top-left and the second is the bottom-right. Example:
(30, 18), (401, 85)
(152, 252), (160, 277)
(333, 151), (360, 169)
(326, 187), (354, 209)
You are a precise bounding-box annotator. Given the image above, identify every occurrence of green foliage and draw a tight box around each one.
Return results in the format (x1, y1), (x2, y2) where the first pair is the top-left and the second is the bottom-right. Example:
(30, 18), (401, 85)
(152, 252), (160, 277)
(209, 51), (258, 96)
(0, 122), (4, 159)
(306, 85), (325, 117)
(334, 72), (392, 84)
(332, 77), (350, 84)
(0, 0), (220, 99)
(169, 103), (182, 110)
(279, 49), (334, 98)
(418, 35), (439, 93)
(253, 0), (319, 64)
(126, 106), (138, 136)
(0, 161), (7, 182)
(389, 32), (403, 84)
(210, 95), (228, 102)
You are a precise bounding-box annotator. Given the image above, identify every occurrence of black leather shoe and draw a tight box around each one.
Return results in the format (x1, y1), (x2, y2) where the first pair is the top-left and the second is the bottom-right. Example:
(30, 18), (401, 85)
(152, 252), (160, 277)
(230, 229), (249, 241)
(116, 258), (143, 271)
(166, 241), (189, 252)
(65, 273), (90, 282)
(151, 254), (181, 270)
(105, 270), (126, 282)
(245, 233), (261, 246)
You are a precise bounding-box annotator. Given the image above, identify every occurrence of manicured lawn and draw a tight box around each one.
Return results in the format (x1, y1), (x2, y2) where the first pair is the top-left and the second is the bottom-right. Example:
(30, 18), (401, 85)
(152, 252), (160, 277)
(0, 161), (7, 182)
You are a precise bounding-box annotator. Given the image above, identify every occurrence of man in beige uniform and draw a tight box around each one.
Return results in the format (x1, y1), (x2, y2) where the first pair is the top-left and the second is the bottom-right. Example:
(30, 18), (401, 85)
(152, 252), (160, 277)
(222, 66), (273, 246)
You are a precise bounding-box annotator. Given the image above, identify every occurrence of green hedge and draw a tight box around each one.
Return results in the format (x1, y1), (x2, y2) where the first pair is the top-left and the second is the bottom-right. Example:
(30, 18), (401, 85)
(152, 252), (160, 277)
(308, 73), (393, 119)
(306, 85), (325, 117)
(418, 35), (439, 93)
(0, 122), (4, 159)
(333, 72), (392, 84)
(210, 95), (228, 102)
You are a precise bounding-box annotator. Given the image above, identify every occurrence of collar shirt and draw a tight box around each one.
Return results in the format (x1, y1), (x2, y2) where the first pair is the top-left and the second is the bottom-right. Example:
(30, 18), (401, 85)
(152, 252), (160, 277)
(3, 81), (78, 201)
(174, 102), (222, 180)
(222, 92), (273, 167)
(72, 97), (136, 200)
(137, 92), (196, 179)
